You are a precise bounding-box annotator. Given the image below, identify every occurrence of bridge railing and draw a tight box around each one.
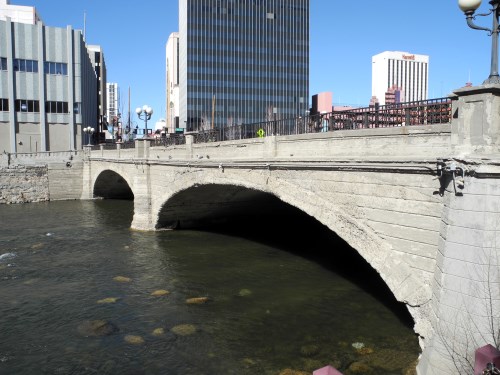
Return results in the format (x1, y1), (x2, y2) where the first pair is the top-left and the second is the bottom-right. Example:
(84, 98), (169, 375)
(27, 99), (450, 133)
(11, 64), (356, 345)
(191, 97), (451, 144)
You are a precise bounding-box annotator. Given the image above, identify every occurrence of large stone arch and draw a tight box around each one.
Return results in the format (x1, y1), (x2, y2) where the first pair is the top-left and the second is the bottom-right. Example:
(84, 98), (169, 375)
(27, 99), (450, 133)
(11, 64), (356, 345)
(150, 169), (431, 343)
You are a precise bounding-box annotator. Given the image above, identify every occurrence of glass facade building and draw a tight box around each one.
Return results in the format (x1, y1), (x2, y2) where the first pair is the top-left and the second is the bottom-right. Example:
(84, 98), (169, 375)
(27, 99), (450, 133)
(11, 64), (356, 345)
(179, 0), (309, 130)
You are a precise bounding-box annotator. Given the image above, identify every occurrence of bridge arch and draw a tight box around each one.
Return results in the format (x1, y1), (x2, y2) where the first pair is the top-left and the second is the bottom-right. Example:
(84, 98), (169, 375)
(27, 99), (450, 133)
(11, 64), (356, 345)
(151, 172), (427, 338)
(92, 168), (134, 200)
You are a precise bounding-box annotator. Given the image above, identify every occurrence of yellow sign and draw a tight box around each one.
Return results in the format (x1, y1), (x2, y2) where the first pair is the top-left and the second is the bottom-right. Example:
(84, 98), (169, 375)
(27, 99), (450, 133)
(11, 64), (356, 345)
(257, 129), (265, 138)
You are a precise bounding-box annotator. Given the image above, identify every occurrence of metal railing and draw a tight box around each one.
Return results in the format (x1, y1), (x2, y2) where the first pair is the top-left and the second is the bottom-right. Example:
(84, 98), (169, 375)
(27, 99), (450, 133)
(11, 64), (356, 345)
(190, 97), (452, 144)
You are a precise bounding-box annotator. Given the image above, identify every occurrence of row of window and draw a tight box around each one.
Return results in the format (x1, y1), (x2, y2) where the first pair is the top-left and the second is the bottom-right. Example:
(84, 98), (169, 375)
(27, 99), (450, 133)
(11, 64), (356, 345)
(188, 92), (304, 102)
(187, 78), (307, 90)
(187, 54), (308, 68)
(1, 58), (69, 75)
(187, 66), (307, 79)
(187, 41), (308, 56)
(0, 99), (80, 114)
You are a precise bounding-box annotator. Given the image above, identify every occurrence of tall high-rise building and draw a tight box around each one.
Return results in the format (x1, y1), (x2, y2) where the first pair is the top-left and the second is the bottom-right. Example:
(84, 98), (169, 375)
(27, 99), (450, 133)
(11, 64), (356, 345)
(87, 45), (107, 138)
(372, 51), (429, 106)
(179, 0), (309, 130)
(166, 32), (180, 133)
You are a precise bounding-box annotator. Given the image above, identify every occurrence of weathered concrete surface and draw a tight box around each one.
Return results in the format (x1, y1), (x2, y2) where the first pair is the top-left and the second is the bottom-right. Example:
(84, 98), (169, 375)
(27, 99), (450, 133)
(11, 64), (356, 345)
(0, 164), (49, 204)
(0, 151), (83, 203)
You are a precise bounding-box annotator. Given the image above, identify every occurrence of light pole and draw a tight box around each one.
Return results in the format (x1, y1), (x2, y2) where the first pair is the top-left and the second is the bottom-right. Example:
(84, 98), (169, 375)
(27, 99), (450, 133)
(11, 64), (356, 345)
(135, 105), (153, 138)
(459, 0), (500, 84)
(83, 126), (95, 146)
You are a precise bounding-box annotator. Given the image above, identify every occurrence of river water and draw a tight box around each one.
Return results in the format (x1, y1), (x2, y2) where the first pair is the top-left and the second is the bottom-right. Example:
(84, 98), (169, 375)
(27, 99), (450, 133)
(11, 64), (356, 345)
(0, 200), (420, 375)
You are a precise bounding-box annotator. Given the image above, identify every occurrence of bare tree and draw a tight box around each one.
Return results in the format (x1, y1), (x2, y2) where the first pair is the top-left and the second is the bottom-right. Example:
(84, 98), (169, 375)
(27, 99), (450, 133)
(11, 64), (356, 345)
(437, 247), (499, 374)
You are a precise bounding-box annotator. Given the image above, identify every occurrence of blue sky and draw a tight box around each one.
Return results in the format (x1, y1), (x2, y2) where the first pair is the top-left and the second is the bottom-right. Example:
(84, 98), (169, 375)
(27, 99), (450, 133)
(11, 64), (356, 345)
(11, 0), (490, 127)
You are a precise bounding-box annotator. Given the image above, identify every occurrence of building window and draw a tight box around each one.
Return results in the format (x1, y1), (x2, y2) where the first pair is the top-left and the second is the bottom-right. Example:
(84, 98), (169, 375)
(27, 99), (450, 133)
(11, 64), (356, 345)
(1, 58), (7, 71)
(45, 101), (69, 114)
(73, 102), (81, 114)
(15, 99), (39, 113)
(44, 62), (68, 75)
(0, 99), (8, 111)
(13, 58), (38, 73)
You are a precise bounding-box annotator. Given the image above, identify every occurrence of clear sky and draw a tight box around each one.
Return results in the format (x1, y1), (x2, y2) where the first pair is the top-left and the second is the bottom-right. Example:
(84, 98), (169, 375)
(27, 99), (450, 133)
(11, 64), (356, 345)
(10, 0), (491, 128)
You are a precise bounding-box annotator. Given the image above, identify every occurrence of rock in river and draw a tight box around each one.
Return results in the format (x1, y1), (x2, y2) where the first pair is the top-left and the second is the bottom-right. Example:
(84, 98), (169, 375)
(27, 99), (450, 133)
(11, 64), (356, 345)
(171, 324), (196, 336)
(151, 289), (170, 297)
(77, 320), (119, 337)
(186, 297), (209, 304)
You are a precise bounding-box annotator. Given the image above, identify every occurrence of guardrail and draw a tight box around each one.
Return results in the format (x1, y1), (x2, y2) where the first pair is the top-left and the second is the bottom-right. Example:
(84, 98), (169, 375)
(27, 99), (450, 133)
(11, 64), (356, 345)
(190, 97), (452, 143)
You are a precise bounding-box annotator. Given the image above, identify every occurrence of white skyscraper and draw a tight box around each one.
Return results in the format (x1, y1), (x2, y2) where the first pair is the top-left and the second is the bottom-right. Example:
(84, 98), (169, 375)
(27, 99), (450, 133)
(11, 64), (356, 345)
(372, 51), (429, 106)
(106, 83), (119, 126)
(166, 32), (180, 133)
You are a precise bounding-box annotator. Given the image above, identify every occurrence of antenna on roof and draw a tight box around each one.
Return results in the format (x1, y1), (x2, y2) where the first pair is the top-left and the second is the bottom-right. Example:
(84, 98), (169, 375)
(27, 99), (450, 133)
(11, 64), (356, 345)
(466, 69), (473, 87)
(83, 11), (86, 42)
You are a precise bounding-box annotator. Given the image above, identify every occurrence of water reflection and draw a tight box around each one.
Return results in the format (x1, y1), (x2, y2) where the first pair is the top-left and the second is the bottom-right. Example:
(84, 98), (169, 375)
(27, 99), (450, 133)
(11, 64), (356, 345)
(0, 200), (419, 375)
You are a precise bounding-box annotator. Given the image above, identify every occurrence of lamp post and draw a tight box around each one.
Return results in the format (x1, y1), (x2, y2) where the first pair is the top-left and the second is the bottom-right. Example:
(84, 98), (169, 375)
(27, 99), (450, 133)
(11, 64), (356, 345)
(83, 126), (95, 146)
(135, 105), (153, 138)
(459, 0), (500, 84)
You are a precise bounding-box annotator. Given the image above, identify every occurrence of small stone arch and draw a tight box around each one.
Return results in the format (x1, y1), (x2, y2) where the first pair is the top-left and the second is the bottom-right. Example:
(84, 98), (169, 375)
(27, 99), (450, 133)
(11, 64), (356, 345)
(93, 169), (134, 200)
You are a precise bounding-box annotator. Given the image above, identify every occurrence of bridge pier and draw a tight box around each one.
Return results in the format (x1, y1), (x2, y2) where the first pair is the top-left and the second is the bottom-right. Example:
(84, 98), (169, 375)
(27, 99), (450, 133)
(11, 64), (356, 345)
(418, 85), (500, 375)
(80, 146), (93, 200)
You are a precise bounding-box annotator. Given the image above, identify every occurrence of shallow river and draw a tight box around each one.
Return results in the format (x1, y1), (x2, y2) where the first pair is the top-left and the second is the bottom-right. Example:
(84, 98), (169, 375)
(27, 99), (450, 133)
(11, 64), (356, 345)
(0, 200), (419, 375)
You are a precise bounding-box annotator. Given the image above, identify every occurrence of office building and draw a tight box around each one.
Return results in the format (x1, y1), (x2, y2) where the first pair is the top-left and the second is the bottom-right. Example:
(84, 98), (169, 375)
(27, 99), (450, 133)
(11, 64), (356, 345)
(105, 82), (119, 141)
(311, 92), (332, 115)
(0, 17), (98, 153)
(87, 45), (107, 140)
(166, 32), (180, 133)
(106, 82), (119, 124)
(0, 0), (42, 25)
(179, 0), (309, 130)
(372, 51), (428, 106)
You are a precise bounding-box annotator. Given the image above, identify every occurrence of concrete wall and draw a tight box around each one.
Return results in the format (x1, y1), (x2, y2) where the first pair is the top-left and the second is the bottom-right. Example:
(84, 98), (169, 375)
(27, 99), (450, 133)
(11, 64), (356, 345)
(0, 163), (49, 203)
(1, 150), (83, 202)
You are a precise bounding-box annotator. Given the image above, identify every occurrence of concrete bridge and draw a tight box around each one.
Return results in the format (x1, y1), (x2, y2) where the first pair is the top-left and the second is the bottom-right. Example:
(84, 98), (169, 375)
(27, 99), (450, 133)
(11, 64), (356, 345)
(4, 86), (500, 374)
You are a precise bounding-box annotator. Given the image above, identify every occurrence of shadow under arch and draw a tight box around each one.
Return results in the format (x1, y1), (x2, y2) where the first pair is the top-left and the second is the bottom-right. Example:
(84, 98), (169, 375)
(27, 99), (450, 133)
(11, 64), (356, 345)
(93, 169), (134, 200)
(157, 183), (415, 329)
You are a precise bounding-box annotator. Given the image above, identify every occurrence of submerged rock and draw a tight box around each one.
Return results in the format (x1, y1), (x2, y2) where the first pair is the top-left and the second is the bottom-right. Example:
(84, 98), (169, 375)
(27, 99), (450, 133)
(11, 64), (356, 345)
(151, 290), (170, 297)
(347, 361), (373, 374)
(364, 348), (417, 372)
(97, 297), (120, 304)
(277, 369), (309, 375)
(238, 288), (252, 297)
(124, 335), (145, 345)
(185, 297), (209, 304)
(299, 344), (320, 357)
(77, 320), (119, 337)
(351, 342), (365, 350)
(0, 252), (16, 262)
(113, 276), (131, 283)
(171, 324), (196, 336)
(152, 328), (165, 336)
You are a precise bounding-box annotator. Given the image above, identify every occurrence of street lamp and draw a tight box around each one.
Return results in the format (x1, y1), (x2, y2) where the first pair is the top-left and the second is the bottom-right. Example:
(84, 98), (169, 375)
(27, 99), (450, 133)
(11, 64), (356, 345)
(83, 126), (95, 146)
(135, 105), (153, 138)
(458, 0), (500, 84)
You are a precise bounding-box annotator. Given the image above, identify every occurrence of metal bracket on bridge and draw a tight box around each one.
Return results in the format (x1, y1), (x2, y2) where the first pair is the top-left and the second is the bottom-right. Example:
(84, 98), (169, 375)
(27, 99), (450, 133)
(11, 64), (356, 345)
(436, 160), (466, 196)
